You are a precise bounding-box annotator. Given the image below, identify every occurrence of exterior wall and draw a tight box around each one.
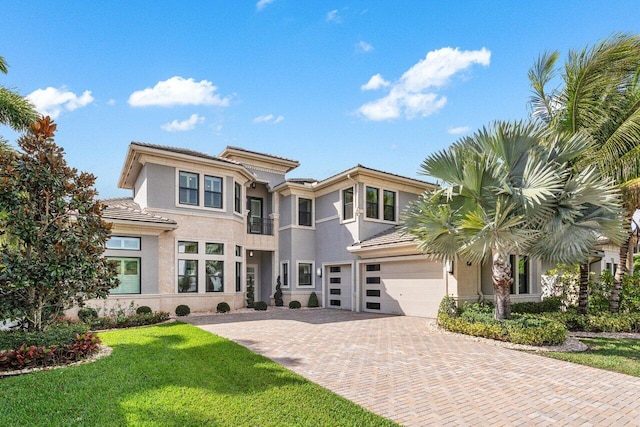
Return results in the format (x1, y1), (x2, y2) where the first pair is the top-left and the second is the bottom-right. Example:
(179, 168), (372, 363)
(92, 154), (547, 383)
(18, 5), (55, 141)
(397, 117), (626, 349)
(448, 258), (481, 304)
(144, 163), (175, 210)
(480, 258), (542, 302)
(279, 194), (292, 226)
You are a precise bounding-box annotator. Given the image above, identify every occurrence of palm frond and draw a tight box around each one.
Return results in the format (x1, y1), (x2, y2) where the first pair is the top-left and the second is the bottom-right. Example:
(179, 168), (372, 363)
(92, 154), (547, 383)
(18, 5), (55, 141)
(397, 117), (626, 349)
(0, 86), (39, 132)
(528, 51), (560, 124)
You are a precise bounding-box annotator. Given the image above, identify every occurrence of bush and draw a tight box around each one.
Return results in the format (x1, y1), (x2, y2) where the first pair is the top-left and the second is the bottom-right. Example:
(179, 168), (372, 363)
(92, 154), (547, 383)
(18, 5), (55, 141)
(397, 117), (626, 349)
(541, 311), (640, 333)
(88, 312), (171, 331)
(0, 323), (89, 351)
(136, 306), (152, 315)
(511, 297), (562, 314)
(216, 302), (231, 313)
(0, 332), (101, 371)
(308, 292), (319, 308)
(254, 301), (268, 311)
(78, 307), (99, 323)
(621, 274), (640, 313)
(289, 300), (302, 309)
(175, 305), (191, 317)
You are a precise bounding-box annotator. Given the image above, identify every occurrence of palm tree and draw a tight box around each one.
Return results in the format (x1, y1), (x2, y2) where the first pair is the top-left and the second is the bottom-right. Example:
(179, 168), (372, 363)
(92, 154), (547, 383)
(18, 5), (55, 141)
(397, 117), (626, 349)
(403, 121), (623, 320)
(528, 33), (640, 313)
(0, 55), (39, 135)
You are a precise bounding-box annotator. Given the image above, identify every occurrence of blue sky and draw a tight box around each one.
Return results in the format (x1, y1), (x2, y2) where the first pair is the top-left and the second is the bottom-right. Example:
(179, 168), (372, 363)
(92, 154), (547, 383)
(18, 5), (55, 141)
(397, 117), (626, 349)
(2, 1), (640, 198)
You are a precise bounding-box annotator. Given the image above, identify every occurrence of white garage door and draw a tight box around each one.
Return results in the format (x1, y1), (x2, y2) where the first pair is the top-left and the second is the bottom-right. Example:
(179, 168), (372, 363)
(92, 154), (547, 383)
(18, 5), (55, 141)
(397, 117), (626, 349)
(362, 259), (445, 317)
(325, 264), (352, 310)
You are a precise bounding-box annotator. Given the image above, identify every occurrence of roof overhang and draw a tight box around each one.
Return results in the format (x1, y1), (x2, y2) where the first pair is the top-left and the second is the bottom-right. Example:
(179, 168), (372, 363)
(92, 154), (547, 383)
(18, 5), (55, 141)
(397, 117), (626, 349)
(219, 146), (300, 174)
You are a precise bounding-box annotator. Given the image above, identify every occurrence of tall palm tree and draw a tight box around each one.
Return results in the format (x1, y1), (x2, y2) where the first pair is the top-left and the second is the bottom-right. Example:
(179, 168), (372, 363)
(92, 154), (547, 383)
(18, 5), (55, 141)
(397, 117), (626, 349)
(0, 55), (38, 135)
(529, 33), (640, 313)
(403, 121), (623, 320)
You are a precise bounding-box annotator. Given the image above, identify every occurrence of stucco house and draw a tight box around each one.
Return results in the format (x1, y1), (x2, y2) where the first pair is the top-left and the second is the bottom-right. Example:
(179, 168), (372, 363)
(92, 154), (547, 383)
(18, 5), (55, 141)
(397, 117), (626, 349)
(99, 143), (619, 317)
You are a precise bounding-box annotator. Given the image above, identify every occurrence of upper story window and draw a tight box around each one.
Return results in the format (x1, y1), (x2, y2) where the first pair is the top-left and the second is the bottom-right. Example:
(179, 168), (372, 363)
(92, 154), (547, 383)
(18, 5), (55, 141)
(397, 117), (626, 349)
(366, 186), (379, 219)
(298, 197), (313, 227)
(234, 182), (242, 213)
(383, 190), (396, 222)
(106, 236), (141, 251)
(342, 187), (354, 221)
(179, 172), (199, 206)
(204, 175), (223, 209)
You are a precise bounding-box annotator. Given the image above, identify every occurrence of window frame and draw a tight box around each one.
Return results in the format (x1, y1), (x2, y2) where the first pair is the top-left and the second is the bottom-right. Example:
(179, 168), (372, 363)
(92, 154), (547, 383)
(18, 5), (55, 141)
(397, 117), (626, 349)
(106, 236), (141, 251)
(107, 256), (141, 294)
(342, 186), (354, 222)
(510, 255), (531, 295)
(383, 189), (396, 222)
(281, 261), (290, 288)
(204, 175), (223, 209)
(234, 182), (242, 214)
(365, 186), (379, 219)
(298, 197), (313, 227)
(178, 259), (198, 293)
(178, 171), (199, 206)
(205, 260), (224, 292)
(296, 261), (314, 288)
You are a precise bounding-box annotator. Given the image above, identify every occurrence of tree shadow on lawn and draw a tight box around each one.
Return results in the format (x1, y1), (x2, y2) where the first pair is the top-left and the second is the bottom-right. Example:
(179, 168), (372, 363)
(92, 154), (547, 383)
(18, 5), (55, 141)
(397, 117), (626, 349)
(581, 338), (640, 361)
(0, 323), (389, 426)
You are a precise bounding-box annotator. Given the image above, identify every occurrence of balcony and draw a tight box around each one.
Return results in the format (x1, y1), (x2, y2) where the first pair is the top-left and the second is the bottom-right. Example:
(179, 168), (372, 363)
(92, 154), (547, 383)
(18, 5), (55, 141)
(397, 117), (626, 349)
(247, 217), (274, 235)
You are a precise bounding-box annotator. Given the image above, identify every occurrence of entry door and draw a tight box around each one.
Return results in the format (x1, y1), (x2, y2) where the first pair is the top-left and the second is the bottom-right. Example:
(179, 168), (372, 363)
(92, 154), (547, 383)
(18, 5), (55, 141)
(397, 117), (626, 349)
(247, 264), (259, 302)
(248, 197), (263, 234)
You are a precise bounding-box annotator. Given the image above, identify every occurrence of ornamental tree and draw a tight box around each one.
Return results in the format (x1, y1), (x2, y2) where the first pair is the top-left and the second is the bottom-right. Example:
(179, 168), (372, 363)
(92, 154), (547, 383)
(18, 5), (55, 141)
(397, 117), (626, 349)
(0, 117), (118, 331)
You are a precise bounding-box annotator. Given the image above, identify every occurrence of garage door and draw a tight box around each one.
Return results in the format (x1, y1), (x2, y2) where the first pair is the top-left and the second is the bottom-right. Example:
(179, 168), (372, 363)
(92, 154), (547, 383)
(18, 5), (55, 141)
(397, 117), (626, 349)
(362, 259), (445, 317)
(325, 264), (352, 310)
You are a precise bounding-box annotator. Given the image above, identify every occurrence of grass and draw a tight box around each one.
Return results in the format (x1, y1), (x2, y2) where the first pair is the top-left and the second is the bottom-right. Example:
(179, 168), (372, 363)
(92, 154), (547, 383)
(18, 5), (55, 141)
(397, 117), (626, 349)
(545, 337), (640, 377)
(0, 323), (397, 426)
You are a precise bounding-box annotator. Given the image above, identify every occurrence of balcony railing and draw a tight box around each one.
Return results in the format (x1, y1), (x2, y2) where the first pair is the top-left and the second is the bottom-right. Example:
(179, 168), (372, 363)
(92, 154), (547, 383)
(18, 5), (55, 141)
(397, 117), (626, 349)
(247, 217), (274, 235)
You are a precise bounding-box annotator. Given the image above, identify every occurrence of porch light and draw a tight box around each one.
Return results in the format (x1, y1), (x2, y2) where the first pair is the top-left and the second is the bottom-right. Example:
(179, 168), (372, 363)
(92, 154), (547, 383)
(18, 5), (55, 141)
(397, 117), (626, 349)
(316, 268), (322, 277)
(249, 251), (254, 257)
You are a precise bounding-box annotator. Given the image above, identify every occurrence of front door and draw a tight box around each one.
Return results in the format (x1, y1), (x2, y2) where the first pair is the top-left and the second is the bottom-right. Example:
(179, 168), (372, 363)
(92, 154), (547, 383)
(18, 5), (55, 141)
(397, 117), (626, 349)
(248, 197), (263, 234)
(246, 264), (259, 304)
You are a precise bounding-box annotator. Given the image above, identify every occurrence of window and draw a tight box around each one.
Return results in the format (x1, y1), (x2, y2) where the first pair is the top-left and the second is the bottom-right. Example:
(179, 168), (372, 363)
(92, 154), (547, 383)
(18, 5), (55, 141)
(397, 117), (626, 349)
(178, 259), (198, 293)
(330, 300), (341, 306)
(204, 175), (223, 209)
(366, 277), (381, 284)
(179, 171), (199, 205)
(383, 190), (396, 222)
(330, 277), (341, 284)
(298, 263), (313, 286)
(366, 186), (379, 219)
(342, 187), (354, 221)
(366, 289), (381, 297)
(510, 255), (530, 294)
(206, 260), (224, 292)
(329, 266), (341, 273)
(178, 241), (198, 254)
(235, 245), (242, 257)
(298, 197), (313, 226)
(106, 236), (140, 250)
(366, 264), (381, 272)
(282, 262), (289, 287)
(366, 302), (381, 310)
(330, 288), (341, 295)
(234, 182), (242, 213)
(108, 257), (140, 294)
(235, 262), (242, 292)
(205, 242), (224, 255)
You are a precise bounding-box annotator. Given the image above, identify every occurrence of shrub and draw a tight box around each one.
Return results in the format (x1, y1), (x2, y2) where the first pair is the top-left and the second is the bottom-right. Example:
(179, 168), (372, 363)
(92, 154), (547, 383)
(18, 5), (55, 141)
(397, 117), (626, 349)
(621, 274), (640, 313)
(254, 301), (268, 311)
(289, 300), (302, 309)
(308, 292), (319, 308)
(216, 302), (231, 313)
(136, 306), (152, 315)
(541, 311), (640, 333)
(88, 312), (170, 331)
(0, 323), (89, 351)
(438, 295), (458, 319)
(175, 305), (191, 317)
(511, 297), (562, 314)
(78, 307), (99, 323)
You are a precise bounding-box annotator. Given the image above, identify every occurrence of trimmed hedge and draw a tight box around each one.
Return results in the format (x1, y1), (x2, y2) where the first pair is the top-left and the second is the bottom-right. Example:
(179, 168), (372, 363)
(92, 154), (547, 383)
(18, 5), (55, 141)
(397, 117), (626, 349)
(136, 306), (153, 315)
(541, 311), (640, 333)
(289, 300), (302, 309)
(308, 292), (319, 308)
(216, 302), (231, 313)
(88, 312), (171, 331)
(254, 301), (268, 311)
(0, 323), (89, 351)
(511, 297), (562, 314)
(175, 305), (191, 317)
(437, 296), (567, 346)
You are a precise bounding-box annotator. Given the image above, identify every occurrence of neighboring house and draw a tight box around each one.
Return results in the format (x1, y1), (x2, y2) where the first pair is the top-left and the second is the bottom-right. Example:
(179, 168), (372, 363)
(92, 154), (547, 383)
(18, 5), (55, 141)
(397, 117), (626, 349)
(97, 143), (620, 317)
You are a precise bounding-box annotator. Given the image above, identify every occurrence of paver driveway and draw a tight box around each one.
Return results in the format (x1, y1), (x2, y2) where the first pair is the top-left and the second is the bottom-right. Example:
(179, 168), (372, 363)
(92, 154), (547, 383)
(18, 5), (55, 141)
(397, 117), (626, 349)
(187, 309), (640, 426)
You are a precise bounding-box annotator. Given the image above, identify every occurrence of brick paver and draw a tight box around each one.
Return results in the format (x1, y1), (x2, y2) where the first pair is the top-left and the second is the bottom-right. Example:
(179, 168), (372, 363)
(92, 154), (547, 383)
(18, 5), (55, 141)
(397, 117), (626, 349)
(186, 309), (640, 426)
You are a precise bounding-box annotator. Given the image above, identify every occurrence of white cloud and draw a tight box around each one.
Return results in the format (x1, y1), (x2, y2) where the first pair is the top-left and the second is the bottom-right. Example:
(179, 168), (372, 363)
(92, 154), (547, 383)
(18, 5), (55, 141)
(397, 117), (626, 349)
(356, 41), (374, 53)
(327, 9), (341, 23)
(447, 126), (471, 135)
(253, 114), (284, 124)
(357, 47), (491, 121)
(161, 114), (205, 132)
(128, 76), (230, 107)
(361, 73), (390, 91)
(107, 99), (116, 106)
(256, 0), (274, 11)
(26, 87), (94, 119)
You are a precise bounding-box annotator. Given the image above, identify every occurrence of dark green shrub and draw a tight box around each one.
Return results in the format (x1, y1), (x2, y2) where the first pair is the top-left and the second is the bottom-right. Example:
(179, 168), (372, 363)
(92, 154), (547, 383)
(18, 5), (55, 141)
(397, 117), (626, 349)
(254, 301), (268, 311)
(136, 306), (152, 315)
(216, 302), (231, 313)
(541, 311), (640, 333)
(289, 300), (302, 309)
(511, 297), (562, 314)
(438, 295), (458, 319)
(308, 292), (319, 308)
(175, 305), (191, 317)
(505, 316), (567, 346)
(621, 274), (640, 313)
(77, 307), (99, 323)
(0, 323), (89, 351)
(88, 312), (171, 331)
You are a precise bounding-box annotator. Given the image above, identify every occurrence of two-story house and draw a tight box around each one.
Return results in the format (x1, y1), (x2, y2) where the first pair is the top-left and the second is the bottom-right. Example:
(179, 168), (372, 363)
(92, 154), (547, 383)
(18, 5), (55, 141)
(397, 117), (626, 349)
(100, 142), (619, 318)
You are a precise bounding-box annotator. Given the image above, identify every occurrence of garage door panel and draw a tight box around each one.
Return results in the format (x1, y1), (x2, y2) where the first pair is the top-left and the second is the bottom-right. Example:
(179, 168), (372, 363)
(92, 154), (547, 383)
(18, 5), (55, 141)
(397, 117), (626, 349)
(326, 264), (352, 310)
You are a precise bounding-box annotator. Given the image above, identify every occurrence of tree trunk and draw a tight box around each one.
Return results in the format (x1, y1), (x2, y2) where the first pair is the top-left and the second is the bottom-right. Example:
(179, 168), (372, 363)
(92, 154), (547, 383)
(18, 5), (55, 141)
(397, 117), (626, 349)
(577, 263), (589, 315)
(610, 229), (633, 313)
(492, 251), (513, 320)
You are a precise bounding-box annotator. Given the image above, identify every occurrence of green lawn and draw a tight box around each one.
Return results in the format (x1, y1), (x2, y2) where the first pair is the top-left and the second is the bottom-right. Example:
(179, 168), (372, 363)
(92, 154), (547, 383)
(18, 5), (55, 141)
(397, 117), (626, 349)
(546, 337), (640, 377)
(0, 323), (397, 426)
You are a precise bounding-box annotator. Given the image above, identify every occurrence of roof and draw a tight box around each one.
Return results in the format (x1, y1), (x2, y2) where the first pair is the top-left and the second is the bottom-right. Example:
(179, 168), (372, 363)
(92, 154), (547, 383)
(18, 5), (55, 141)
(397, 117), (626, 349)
(102, 198), (177, 227)
(130, 142), (241, 166)
(219, 146), (300, 173)
(317, 164), (435, 189)
(222, 146), (299, 165)
(359, 226), (417, 248)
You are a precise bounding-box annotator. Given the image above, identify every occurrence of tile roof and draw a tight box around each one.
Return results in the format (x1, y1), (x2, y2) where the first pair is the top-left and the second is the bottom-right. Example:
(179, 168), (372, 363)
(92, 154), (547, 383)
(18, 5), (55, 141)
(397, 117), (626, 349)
(224, 145), (299, 165)
(317, 164), (435, 188)
(131, 142), (241, 166)
(101, 197), (177, 226)
(359, 226), (417, 248)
